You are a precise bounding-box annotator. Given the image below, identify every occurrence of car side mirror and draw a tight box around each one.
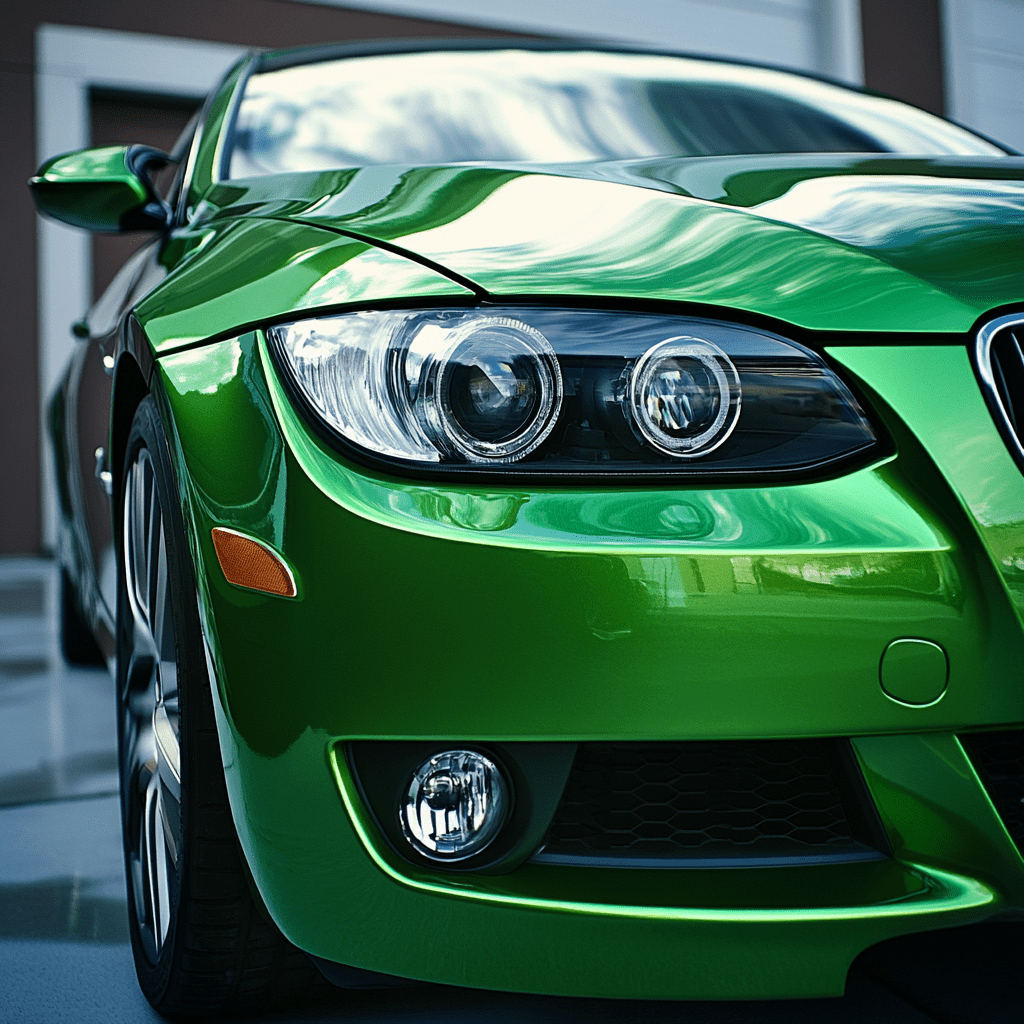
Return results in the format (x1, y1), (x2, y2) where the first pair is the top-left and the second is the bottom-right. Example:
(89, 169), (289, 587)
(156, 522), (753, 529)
(29, 144), (173, 233)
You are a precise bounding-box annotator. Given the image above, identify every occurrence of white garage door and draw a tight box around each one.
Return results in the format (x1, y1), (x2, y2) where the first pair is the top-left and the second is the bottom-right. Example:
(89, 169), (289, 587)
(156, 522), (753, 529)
(945, 0), (1024, 151)
(299, 0), (864, 83)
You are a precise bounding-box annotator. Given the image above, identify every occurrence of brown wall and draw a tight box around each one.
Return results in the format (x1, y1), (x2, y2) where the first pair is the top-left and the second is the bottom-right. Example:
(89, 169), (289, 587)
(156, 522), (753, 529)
(0, 1), (518, 555)
(860, 0), (946, 115)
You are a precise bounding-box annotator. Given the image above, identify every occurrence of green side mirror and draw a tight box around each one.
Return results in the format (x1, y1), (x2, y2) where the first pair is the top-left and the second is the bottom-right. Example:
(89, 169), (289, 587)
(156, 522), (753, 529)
(29, 144), (172, 233)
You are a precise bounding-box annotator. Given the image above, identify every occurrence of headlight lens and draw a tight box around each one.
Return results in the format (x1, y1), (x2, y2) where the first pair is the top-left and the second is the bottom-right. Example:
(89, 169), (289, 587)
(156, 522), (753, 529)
(630, 337), (741, 457)
(269, 307), (879, 478)
(416, 317), (562, 462)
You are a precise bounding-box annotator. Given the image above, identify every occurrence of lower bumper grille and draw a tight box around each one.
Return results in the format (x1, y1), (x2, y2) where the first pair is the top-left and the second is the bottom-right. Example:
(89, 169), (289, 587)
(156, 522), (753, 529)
(960, 730), (1024, 855)
(532, 739), (888, 868)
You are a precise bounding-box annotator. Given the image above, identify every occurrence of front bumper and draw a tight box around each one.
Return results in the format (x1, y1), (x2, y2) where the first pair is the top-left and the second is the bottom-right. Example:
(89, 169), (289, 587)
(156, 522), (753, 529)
(155, 331), (1024, 1000)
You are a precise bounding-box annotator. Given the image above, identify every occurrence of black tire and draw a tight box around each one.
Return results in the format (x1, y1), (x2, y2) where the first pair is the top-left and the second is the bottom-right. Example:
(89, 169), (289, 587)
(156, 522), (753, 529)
(58, 567), (105, 665)
(116, 396), (329, 1017)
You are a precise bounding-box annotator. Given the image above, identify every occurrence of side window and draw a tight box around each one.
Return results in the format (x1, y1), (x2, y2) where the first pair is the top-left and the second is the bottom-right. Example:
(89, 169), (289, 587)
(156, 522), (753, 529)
(161, 113), (200, 221)
(151, 156), (183, 207)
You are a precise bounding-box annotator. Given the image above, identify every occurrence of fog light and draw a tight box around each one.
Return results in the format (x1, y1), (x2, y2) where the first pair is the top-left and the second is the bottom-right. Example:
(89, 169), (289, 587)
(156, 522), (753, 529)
(400, 750), (509, 861)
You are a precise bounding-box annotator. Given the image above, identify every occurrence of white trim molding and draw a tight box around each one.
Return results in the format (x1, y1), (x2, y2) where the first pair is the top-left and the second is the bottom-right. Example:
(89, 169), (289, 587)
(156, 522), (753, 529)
(943, 0), (1024, 152)
(35, 25), (245, 546)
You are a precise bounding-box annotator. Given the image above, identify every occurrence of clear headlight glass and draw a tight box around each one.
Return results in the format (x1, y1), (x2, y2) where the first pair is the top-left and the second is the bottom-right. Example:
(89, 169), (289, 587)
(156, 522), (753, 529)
(268, 307), (880, 478)
(630, 337), (741, 457)
(415, 316), (562, 462)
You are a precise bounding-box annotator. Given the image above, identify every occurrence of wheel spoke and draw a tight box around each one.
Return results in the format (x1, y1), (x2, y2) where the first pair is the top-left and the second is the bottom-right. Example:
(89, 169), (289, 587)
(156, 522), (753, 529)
(142, 769), (170, 949)
(123, 705), (153, 774)
(140, 770), (157, 935)
(122, 641), (149, 704)
(158, 658), (179, 716)
(130, 461), (149, 627)
(152, 524), (171, 665)
(154, 704), (181, 801)
(145, 476), (161, 634)
(159, 780), (179, 879)
(125, 465), (145, 637)
(130, 848), (146, 928)
(123, 462), (137, 619)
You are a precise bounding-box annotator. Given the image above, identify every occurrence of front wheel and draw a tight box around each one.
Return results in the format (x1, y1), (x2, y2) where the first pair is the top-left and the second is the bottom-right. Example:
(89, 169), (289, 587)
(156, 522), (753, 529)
(116, 396), (327, 1016)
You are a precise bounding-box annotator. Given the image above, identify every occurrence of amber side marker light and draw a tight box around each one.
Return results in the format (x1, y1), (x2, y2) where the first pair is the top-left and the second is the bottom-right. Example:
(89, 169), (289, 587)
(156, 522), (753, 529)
(211, 528), (297, 598)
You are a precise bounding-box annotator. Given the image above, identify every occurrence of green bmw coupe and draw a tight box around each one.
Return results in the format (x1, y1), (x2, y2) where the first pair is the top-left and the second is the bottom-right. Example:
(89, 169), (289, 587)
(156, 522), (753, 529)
(32, 39), (1024, 1016)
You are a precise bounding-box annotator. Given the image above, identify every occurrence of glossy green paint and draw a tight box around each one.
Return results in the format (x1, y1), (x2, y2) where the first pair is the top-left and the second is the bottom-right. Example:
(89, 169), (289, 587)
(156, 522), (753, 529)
(199, 154), (1024, 332)
(134, 218), (473, 352)
(854, 733), (1024, 901)
(329, 741), (993, 916)
(831, 346), (1024, 626)
(30, 145), (150, 232)
(163, 712), (1000, 1001)
(148, 329), (1024, 997)
(158, 331), (1024, 745)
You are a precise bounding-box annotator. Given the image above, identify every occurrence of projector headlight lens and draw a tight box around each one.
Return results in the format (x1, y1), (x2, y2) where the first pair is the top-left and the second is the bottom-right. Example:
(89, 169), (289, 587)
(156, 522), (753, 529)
(400, 750), (509, 861)
(420, 317), (561, 462)
(630, 337), (741, 457)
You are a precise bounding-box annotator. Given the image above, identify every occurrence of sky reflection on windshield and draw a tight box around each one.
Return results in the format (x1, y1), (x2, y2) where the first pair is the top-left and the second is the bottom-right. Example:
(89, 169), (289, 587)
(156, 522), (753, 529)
(230, 50), (1000, 178)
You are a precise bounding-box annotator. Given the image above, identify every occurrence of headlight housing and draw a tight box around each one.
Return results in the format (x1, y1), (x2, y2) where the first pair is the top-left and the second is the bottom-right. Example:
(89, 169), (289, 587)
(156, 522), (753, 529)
(268, 307), (880, 479)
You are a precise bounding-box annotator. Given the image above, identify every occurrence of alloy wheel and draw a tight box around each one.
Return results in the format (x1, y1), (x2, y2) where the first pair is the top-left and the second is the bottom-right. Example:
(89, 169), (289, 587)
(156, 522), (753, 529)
(119, 446), (182, 964)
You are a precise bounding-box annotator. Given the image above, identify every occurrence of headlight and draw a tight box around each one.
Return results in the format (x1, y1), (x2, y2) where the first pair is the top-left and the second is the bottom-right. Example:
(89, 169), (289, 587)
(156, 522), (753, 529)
(268, 307), (880, 479)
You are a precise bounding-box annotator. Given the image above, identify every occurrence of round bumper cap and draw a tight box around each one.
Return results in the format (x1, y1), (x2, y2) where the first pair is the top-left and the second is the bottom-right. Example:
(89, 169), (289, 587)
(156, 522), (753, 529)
(880, 638), (949, 706)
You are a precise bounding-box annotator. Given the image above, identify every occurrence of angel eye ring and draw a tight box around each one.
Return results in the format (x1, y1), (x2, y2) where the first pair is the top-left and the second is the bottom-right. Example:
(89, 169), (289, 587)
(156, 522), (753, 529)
(630, 337), (742, 458)
(416, 317), (563, 463)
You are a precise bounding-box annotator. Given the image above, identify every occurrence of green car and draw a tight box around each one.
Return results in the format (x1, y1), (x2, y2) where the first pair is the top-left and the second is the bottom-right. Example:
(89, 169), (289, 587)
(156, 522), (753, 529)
(32, 40), (1024, 1017)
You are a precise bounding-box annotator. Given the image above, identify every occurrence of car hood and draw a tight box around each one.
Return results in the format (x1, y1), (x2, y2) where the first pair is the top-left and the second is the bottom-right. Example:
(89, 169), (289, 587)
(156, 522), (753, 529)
(202, 154), (1024, 333)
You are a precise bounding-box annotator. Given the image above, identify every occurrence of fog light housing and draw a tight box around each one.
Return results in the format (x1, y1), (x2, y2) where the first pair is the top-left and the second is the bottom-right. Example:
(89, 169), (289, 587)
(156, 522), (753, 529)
(400, 750), (509, 861)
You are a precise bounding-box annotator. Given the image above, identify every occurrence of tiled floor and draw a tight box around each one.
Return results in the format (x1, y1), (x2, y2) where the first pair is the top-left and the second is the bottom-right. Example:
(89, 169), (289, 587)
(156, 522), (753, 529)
(0, 557), (1019, 1023)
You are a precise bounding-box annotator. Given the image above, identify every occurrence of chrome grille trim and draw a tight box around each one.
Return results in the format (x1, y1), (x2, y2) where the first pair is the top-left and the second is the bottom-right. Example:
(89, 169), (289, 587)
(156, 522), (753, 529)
(974, 313), (1024, 474)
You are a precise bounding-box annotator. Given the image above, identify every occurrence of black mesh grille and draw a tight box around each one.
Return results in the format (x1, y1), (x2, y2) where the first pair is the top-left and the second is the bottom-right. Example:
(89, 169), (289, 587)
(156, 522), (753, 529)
(960, 731), (1024, 854)
(533, 739), (887, 867)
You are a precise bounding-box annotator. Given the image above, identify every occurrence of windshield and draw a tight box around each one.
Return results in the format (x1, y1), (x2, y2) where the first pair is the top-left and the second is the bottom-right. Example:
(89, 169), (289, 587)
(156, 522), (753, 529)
(229, 49), (1003, 178)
